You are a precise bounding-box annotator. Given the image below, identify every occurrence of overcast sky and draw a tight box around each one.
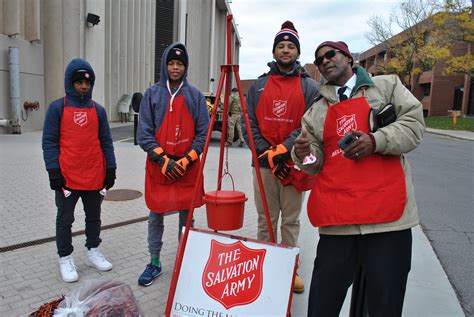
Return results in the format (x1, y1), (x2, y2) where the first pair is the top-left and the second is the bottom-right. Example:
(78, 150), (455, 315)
(229, 0), (399, 79)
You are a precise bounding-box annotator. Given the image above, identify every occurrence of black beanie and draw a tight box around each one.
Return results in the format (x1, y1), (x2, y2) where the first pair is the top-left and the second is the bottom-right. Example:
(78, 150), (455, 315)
(273, 21), (300, 54)
(167, 47), (188, 68)
(71, 69), (94, 84)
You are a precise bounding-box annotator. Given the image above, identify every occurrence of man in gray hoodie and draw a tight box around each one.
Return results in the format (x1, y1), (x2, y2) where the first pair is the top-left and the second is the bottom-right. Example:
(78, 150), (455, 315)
(137, 42), (209, 287)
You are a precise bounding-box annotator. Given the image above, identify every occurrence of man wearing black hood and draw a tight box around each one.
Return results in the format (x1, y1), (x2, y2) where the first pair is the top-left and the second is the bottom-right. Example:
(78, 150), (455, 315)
(244, 21), (319, 293)
(42, 58), (116, 283)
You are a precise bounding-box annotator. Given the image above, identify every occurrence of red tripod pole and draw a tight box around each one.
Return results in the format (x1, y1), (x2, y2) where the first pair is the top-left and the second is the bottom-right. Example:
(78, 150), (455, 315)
(165, 13), (276, 316)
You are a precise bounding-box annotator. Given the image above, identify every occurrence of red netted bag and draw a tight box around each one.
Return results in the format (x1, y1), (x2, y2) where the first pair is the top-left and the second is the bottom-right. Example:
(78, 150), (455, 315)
(30, 297), (64, 317)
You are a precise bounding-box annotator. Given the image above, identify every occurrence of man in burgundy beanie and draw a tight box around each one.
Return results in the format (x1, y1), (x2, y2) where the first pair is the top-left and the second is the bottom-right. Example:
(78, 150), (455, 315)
(292, 40), (425, 316)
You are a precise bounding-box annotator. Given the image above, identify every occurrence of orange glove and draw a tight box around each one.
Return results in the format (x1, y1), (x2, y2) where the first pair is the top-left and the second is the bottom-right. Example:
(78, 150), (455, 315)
(148, 147), (165, 163)
(149, 147), (185, 181)
(257, 144), (290, 168)
(177, 149), (199, 172)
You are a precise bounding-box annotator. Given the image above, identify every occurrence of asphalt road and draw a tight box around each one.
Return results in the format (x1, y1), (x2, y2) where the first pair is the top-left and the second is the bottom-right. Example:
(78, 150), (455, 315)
(406, 133), (474, 317)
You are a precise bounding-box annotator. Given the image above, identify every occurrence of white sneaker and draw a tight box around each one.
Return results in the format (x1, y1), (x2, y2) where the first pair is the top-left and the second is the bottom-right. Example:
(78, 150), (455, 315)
(59, 255), (79, 283)
(85, 247), (113, 271)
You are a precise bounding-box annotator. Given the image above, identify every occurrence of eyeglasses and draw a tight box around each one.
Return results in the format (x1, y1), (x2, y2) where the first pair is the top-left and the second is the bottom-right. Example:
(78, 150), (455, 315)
(314, 49), (339, 66)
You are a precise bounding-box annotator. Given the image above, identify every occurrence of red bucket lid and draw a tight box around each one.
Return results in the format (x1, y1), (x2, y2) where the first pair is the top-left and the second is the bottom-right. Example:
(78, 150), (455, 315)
(204, 190), (246, 203)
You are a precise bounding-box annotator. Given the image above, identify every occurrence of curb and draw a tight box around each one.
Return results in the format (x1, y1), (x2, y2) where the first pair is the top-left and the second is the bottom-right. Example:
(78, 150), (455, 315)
(425, 128), (474, 141)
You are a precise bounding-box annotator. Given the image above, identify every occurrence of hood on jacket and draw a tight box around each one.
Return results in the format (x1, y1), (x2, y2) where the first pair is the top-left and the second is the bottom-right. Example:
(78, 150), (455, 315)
(64, 58), (95, 101)
(159, 42), (189, 87)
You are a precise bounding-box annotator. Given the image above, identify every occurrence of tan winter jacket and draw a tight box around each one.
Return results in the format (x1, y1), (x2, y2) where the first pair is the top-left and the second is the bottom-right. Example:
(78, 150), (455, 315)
(292, 67), (426, 235)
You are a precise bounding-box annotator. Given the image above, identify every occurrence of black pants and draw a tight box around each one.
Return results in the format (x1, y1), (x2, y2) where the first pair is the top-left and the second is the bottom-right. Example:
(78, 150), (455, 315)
(55, 190), (104, 257)
(308, 229), (412, 317)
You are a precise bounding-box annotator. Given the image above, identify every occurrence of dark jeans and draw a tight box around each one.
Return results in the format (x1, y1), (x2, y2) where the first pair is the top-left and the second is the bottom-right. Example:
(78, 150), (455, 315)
(55, 190), (104, 257)
(308, 229), (412, 317)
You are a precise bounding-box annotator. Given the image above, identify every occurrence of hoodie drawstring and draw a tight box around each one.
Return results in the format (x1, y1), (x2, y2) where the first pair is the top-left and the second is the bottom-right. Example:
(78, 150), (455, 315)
(166, 80), (184, 112)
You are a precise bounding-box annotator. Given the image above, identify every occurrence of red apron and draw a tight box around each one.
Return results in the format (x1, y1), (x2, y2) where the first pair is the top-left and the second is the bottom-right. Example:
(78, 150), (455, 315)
(307, 96), (406, 227)
(255, 75), (315, 192)
(59, 97), (105, 190)
(144, 95), (204, 213)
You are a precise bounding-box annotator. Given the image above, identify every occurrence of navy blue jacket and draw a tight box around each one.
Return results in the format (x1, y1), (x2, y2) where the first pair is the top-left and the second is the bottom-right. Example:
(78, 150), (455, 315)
(137, 43), (209, 154)
(42, 58), (116, 171)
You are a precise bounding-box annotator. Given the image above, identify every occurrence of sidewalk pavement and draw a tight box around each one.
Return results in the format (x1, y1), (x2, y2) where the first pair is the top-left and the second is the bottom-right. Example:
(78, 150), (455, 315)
(0, 126), (469, 316)
(426, 127), (474, 141)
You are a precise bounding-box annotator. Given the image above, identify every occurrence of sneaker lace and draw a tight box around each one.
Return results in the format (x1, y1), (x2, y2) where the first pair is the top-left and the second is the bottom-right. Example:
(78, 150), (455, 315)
(146, 263), (160, 274)
(90, 249), (106, 262)
(64, 257), (77, 272)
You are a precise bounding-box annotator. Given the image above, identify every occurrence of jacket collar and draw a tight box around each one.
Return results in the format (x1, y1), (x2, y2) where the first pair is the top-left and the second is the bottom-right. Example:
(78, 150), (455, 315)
(320, 66), (374, 102)
(266, 61), (309, 78)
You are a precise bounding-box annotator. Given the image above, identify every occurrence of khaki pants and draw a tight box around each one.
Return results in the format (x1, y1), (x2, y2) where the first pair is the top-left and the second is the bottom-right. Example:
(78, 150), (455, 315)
(252, 168), (304, 247)
(227, 114), (244, 143)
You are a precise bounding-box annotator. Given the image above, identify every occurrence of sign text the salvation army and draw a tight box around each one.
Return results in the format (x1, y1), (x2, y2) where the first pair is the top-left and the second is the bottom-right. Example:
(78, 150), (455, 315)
(202, 240), (266, 309)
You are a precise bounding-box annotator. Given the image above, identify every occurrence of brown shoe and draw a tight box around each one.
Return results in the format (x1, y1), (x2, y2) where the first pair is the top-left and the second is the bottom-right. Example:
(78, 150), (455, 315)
(293, 274), (304, 293)
(238, 141), (244, 147)
(225, 141), (232, 146)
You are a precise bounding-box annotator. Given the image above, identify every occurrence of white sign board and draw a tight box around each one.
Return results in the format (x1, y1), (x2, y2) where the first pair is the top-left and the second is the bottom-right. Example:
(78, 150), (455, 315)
(171, 229), (299, 317)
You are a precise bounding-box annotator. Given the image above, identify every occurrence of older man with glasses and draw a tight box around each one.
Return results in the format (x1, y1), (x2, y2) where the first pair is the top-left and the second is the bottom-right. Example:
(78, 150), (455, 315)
(292, 41), (425, 316)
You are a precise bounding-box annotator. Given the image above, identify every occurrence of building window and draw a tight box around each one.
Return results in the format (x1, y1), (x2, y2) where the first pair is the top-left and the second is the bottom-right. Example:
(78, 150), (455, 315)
(453, 86), (463, 111)
(421, 83), (431, 96)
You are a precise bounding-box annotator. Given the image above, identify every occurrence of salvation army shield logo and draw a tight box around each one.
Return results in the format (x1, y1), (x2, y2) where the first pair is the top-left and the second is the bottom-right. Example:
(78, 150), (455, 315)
(272, 100), (287, 117)
(202, 240), (266, 309)
(175, 124), (181, 139)
(73, 112), (88, 126)
(336, 114), (357, 136)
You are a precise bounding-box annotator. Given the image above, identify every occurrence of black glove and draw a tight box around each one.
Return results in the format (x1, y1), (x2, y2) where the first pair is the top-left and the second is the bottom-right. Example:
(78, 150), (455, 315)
(271, 161), (291, 181)
(159, 155), (185, 181)
(149, 147), (164, 163)
(104, 169), (116, 189)
(48, 169), (64, 191)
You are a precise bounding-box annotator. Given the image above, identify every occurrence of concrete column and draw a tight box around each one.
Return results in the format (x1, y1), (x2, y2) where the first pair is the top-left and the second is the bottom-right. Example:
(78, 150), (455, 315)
(144, 0), (151, 88)
(108, 0), (120, 120)
(62, 0), (81, 64)
(150, 0), (156, 86)
(127, 0), (135, 93)
(209, 0), (216, 93)
(25, 0), (41, 42)
(0, 0), (3, 34)
(43, 0), (64, 106)
(104, 0), (111, 112)
(85, 0), (106, 107)
(133, 0), (140, 92)
(119, 0), (128, 96)
(139, 0), (146, 91)
(177, 0), (187, 42)
(3, 0), (21, 37)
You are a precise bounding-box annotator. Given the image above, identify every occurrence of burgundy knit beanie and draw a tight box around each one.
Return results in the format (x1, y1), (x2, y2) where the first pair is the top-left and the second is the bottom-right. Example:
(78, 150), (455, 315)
(315, 41), (353, 66)
(273, 21), (300, 54)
